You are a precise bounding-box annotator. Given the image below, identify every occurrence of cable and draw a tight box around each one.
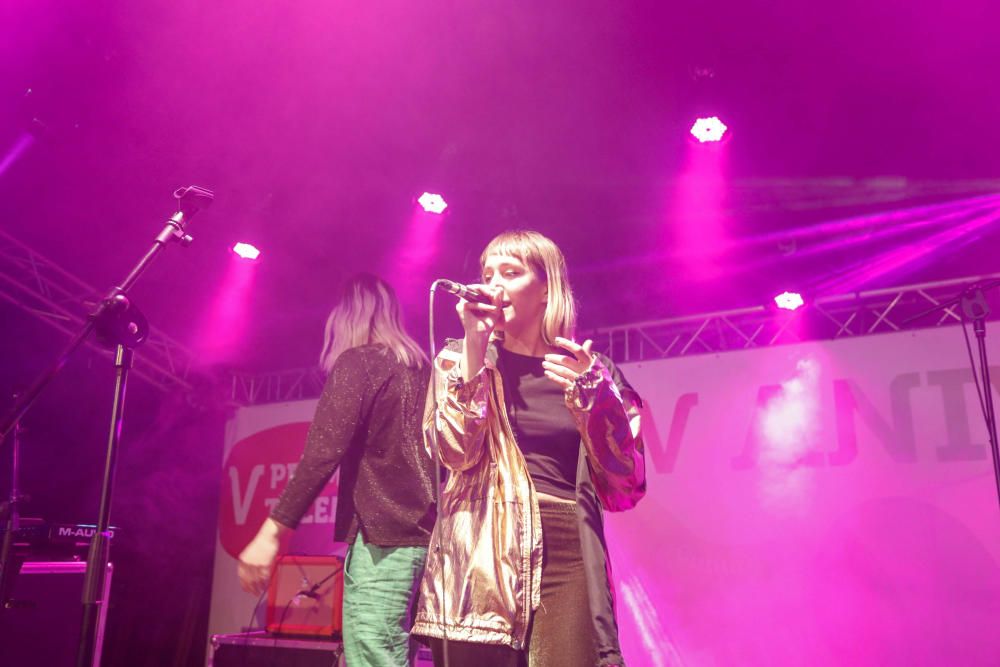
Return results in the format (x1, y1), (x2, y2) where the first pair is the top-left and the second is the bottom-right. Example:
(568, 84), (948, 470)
(236, 578), (271, 666)
(958, 288), (1000, 510)
(427, 280), (450, 667)
(960, 314), (990, 426)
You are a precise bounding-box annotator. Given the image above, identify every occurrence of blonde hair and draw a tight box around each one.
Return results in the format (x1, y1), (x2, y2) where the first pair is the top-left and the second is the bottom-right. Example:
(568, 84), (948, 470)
(319, 273), (427, 372)
(480, 230), (577, 346)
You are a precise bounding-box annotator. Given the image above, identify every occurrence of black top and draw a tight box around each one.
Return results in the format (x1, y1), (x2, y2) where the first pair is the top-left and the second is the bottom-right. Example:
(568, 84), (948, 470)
(271, 344), (435, 547)
(478, 339), (641, 664)
(496, 346), (583, 500)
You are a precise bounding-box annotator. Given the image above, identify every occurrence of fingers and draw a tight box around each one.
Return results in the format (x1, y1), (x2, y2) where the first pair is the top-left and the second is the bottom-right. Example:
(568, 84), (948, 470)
(455, 284), (503, 317)
(238, 561), (271, 596)
(542, 359), (577, 381)
(544, 369), (573, 389)
(457, 300), (502, 316)
(455, 285), (506, 337)
(546, 338), (595, 372)
(455, 301), (500, 337)
(464, 283), (507, 308)
(543, 353), (584, 391)
(553, 337), (594, 363)
(544, 338), (596, 390)
(553, 336), (581, 352)
(543, 352), (574, 367)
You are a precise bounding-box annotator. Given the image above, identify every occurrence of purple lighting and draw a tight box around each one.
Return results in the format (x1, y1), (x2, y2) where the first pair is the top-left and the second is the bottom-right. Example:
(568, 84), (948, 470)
(232, 242), (261, 260)
(0, 132), (35, 177)
(774, 291), (805, 311)
(690, 116), (728, 143)
(417, 192), (448, 214)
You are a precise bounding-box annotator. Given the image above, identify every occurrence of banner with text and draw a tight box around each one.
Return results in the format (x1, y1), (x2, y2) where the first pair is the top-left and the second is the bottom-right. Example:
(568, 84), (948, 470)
(608, 325), (1000, 666)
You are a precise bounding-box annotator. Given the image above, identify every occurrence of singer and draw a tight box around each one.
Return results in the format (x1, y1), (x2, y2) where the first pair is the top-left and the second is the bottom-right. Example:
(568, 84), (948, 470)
(412, 231), (646, 666)
(237, 274), (435, 667)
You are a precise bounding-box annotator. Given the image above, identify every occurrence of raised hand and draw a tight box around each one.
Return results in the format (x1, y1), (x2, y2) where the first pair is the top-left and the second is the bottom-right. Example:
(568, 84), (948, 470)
(542, 337), (595, 390)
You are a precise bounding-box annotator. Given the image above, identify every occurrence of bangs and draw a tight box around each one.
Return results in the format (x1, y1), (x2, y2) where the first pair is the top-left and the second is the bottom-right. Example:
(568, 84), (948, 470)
(480, 231), (544, 279)
(478, 229), (576, 343)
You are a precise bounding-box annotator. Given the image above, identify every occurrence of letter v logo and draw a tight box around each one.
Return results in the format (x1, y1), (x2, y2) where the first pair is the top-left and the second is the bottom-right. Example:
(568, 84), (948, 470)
(229, 464), (264, 525)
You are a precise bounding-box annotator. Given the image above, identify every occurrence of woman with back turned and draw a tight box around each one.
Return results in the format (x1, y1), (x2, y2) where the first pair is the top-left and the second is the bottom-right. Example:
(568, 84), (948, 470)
(412, 230), (646, 666)
(238, 273), (435, 666)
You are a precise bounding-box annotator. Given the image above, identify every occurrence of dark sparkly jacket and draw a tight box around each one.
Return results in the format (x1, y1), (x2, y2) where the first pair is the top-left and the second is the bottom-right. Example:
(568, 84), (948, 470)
(271, 344), (436, 547)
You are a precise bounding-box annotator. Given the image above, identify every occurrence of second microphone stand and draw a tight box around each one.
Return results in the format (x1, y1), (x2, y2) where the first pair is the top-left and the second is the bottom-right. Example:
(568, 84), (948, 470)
(906, 278), (1000, 511)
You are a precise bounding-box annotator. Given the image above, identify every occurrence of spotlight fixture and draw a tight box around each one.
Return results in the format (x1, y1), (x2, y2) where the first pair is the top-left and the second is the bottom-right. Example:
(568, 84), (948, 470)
(690, 116), (728, 143)
(417, 192), (448, 214)
(774, 291), (805, 311)
(232, 242), (261, 260)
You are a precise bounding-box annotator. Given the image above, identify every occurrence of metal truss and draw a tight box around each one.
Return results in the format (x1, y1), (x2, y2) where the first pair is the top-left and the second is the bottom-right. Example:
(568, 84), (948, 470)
(226, 273), (1000, 405)
(728, 177), (1000, 214)
(0, 227), (197, 392)
(229, 367), (327, 405)
(587, 273), (1000, 363)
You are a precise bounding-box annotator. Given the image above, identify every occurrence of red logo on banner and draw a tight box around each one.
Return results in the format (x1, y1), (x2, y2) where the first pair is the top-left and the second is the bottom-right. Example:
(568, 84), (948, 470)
(219, 422), (340, 558)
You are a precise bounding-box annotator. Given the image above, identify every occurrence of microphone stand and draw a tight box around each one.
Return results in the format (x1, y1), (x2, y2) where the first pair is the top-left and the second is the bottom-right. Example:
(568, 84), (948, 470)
(0, 185), (214, 667)
(0, 412), (25, 610)
(904, 278), (1000, 511)
(75, 186), (213, 667)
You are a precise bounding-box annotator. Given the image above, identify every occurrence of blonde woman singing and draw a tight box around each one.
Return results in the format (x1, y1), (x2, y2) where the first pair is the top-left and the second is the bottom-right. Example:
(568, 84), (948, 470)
(412, 231), (646, 666)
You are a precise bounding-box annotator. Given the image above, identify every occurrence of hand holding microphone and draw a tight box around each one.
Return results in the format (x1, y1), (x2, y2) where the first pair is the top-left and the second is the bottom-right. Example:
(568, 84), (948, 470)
(453, 282), (505, 337)
(436, 280), (509, 379)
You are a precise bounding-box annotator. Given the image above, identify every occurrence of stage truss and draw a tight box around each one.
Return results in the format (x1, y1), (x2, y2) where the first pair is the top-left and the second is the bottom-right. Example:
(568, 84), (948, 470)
(2, 226), (997, 404)
(589, 273), (1000, 363)
(229, 272), (1000, 404)
(0, 227), (196, 392)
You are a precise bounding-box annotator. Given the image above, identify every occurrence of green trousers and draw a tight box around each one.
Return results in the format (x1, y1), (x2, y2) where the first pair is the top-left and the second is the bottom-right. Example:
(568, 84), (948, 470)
(342, 532), (428, 667)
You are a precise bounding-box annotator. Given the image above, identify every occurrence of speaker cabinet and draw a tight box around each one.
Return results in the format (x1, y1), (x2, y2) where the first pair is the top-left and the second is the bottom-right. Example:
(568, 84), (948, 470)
(0, 560), (113, 667)
(266, 555), (344, 637)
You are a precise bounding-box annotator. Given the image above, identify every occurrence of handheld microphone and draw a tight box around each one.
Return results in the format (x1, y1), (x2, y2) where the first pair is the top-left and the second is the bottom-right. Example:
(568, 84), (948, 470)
(435, 279), (499, 306)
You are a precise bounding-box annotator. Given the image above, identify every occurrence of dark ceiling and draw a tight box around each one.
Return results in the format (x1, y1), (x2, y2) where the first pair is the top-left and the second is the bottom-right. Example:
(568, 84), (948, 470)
(2, 0), (999, 372)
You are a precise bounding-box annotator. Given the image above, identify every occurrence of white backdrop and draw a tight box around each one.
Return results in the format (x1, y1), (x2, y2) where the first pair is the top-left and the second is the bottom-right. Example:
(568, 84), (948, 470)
(209, 325), (1000, 666)
(607, 325), (1000, 667)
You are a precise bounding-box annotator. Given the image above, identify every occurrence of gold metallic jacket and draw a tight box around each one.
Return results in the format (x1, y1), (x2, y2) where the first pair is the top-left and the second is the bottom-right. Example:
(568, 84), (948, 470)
(412, 340), (646, 657)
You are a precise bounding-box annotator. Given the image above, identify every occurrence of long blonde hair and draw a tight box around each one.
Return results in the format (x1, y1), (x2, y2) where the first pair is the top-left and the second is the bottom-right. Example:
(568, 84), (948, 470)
(319, 273), (427, 372)
(480, 230), (577, 346)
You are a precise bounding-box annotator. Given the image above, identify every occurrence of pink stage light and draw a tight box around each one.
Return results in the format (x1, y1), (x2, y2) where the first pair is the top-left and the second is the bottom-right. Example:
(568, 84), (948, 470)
(232, 242), (261, 260)
(690, 116), (728, 143)
(774, 291), (805, 311)
(417, 192), (448, 214)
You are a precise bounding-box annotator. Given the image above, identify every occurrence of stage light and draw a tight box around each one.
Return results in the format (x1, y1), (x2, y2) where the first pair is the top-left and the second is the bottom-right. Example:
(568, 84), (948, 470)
(418, 192), (448, 214)
(232, 242), (261, 260)
(690, 116), (728, 143)
(774, 291), (805, 311)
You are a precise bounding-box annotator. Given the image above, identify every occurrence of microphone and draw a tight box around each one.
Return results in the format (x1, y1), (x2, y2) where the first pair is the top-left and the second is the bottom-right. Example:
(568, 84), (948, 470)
(294, 578), (322, 600)
(294, 588), (320, 600)
(435, 279), (501, 306)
